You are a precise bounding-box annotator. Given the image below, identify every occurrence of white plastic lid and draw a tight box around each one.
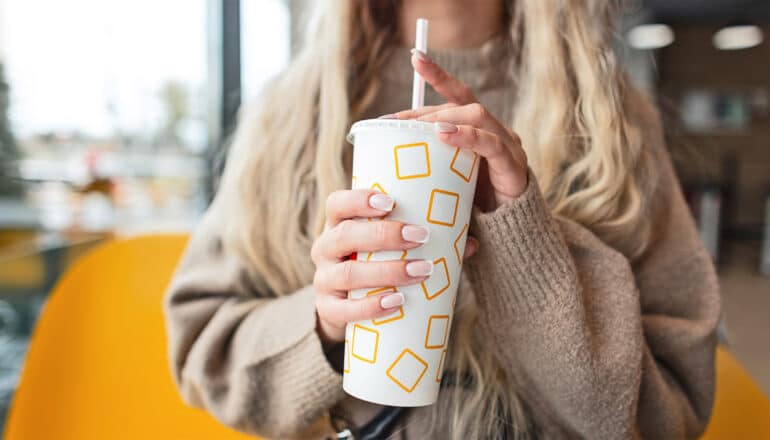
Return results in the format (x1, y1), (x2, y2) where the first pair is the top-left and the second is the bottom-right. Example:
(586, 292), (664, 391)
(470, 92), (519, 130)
(347, 119), (435, 144)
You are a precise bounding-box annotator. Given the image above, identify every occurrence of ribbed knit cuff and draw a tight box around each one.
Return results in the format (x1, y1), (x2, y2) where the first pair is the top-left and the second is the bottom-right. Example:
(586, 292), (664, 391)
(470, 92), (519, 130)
(224, 286), (344, 434)
(271, 329), (346, 420)
(239, 284), (344, 377)
(466, 170), (579, 319)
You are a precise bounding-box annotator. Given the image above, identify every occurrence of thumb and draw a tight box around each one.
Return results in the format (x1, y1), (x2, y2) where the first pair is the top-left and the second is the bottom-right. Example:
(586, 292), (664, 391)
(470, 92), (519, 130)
(463, 236), (479, 259)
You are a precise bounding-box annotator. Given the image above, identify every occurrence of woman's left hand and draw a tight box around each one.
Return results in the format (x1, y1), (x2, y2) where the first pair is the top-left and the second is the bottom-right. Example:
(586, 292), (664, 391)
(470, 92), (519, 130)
(389, 49), (528, 212)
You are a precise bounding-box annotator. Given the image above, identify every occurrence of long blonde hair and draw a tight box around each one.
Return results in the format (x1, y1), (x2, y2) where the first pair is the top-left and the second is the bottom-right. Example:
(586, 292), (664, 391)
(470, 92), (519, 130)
(217, 0), (657, 437)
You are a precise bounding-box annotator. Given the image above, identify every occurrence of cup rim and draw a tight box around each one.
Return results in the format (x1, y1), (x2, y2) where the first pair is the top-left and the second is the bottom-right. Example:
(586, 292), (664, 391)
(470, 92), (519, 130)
(347, 119), (436, 144)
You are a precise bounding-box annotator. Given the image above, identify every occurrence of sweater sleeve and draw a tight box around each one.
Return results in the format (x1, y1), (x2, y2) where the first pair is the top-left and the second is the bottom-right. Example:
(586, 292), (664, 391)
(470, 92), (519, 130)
(464, 159), (720, 439)
(163, 197), (344, 439)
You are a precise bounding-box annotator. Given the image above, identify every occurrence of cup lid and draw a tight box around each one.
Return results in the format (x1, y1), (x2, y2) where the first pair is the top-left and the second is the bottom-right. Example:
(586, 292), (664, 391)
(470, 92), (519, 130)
(347, 119), (436, 144)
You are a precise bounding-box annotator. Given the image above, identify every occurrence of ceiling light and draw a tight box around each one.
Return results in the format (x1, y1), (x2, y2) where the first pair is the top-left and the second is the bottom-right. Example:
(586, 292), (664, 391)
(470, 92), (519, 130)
(713, 25), (764, 50)
(627, 24), (675, 50)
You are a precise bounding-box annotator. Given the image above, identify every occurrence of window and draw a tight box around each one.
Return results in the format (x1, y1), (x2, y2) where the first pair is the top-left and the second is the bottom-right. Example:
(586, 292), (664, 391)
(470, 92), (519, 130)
(3, 0), (210, 232)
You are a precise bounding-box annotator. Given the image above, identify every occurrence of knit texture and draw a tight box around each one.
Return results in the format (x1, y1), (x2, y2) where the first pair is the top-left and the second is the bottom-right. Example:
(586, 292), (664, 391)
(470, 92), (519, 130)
(163, 37), (720, 439)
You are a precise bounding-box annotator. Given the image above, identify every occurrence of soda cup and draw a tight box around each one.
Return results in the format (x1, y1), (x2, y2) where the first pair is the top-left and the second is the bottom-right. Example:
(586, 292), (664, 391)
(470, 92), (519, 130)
(343, 119), (479, 406)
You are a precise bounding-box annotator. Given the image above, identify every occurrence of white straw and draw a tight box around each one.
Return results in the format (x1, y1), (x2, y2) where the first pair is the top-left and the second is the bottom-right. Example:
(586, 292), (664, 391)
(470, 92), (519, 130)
(411, 18), (429, 110)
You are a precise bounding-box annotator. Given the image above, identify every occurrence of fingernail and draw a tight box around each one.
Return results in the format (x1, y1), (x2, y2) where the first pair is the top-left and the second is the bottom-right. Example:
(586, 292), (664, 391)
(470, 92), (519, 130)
(435, 121), (458, 133)
(378, 114), (398, 119)
(380, 292), (405, 309)
(411, 48), (432, 63)
(402, 225), (430, 243)
(369, 193), (394, 211)
(406, 260), (434, 277)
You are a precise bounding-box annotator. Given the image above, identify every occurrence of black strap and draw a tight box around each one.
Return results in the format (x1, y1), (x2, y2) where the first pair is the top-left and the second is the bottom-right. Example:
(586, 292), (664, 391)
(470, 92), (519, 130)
(356, 406), (407, 440)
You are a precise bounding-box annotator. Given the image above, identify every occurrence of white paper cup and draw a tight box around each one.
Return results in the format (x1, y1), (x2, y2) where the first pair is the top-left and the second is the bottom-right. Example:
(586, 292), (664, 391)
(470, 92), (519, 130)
(343, 119), (479, 406)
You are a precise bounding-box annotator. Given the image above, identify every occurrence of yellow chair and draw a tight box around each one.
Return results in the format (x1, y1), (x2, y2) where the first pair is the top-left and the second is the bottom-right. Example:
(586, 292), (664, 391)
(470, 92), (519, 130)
(4, 235), (769, 439)
(702, 346), (770, 439)
(3, 235), (255, 440)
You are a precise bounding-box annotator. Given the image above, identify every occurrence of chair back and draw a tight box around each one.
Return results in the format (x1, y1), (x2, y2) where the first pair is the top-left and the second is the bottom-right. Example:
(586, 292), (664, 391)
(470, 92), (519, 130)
(4, 235), (254, 440)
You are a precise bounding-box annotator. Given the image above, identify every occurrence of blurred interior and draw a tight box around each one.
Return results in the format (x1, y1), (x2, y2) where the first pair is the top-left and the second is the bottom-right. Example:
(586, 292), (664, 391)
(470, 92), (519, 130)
(0, 0), (768, 433)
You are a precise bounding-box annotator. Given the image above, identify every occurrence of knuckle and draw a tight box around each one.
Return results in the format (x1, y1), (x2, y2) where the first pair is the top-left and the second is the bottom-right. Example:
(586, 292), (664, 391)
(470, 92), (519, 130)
(508, 129), (522, 146)
(340, 260), (355, 287)
(313, 268), (325, 288)
(493, 133), (504, 154)
(469, 127), (481, 143)
(335, 220), (355, 242)
(373, 221), (390, 244)
(470, 102), (487, 120)
(310, 239), (322, 264)
(315, 295), (334, 321)
(498, 135), (513, 158)
(326, 190), (343, 214)
(461, 85), (474, 101)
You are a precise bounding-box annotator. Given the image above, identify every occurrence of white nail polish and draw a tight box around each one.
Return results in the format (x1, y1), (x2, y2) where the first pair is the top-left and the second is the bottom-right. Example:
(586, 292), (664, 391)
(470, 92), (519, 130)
(410, 48), (432, 63)
(406, 260), (434, 277)
(402, 225), (430, 243)
(380, 292), (405, 309)
(434, 121), (459, 133)
(369, 193), (394, 211)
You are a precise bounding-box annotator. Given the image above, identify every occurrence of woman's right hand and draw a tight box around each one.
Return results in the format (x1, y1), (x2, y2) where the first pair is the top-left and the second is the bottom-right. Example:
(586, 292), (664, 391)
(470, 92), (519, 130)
(312, 189), (477, 347)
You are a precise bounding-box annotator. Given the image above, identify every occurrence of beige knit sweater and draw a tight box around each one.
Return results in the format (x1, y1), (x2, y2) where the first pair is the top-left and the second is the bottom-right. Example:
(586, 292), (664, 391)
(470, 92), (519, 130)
(164, 39), (720, 439)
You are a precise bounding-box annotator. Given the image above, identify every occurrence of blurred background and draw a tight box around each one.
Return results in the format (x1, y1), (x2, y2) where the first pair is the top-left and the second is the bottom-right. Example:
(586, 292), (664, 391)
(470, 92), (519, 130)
(0, 0), (767, 432)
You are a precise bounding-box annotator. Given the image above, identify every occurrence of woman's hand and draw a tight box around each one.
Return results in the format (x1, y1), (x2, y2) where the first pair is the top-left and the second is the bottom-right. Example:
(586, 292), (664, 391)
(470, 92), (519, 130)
(312, 189), (479, 347)
(390, 49), (529, 212)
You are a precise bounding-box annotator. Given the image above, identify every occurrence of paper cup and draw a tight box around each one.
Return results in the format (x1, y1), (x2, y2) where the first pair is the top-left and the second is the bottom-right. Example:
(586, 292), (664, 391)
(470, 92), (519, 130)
(343, 119), (479, 406)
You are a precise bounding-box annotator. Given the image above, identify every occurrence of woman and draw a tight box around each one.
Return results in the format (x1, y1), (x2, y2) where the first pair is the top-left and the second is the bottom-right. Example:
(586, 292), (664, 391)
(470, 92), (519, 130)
(164, 0), (720, 438)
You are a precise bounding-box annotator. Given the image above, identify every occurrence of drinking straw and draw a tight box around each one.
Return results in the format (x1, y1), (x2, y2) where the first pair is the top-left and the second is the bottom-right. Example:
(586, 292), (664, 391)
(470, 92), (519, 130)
(411, 18), (429, 110)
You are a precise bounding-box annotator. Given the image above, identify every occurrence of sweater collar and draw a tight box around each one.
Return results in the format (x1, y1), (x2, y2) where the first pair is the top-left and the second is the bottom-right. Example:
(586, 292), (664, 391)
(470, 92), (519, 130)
(382, 35), (514, 92)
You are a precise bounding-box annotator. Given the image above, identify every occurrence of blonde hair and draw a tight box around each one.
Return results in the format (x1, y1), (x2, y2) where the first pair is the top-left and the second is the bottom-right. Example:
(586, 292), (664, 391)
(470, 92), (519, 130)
(217, 0), (657, 437)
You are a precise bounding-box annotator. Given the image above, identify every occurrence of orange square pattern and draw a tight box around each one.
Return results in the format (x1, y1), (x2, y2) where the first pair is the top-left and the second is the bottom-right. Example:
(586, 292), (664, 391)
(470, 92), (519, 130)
(420, 257), (451, 300)
(394, 143), (431, 180)
(453, 223), (469, 264)
(436, 349), (447, 383)
(366, 249), (407, 262)
(449, 148), (479, 183)
(386, 349), (429, 393)
(426, 189), (460, 227)
(424, 315), (450, 349)
(351, 324), (379, 364)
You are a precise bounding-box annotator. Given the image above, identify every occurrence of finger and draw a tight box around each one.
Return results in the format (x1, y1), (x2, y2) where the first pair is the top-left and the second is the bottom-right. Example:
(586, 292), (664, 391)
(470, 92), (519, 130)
(436, 123), (510, 162)
(463, 237), (479, 259)
(425, 107), (529, 175)
(412, 49), (476, 105)
(416, 103), (505, 137)
(326, 189), (394, 227)
(315, 259), (433, 291)
(435, 123), (526, 194)
(317, 290), (406, 325)
(317, 220), (430, 261)
(391, 103), (457, 121)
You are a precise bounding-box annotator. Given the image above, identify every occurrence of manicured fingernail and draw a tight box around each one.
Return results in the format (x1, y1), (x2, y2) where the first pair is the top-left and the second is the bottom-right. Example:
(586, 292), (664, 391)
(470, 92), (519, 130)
(380, 292), (405, 309)
(435, 121), (458, 133)
(369, 193), (394, 211)
(402, 225), (430, 243)
(411, 48), (432, 63)
(406, 260), (434, 277)
(378, 114), (397, 119)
